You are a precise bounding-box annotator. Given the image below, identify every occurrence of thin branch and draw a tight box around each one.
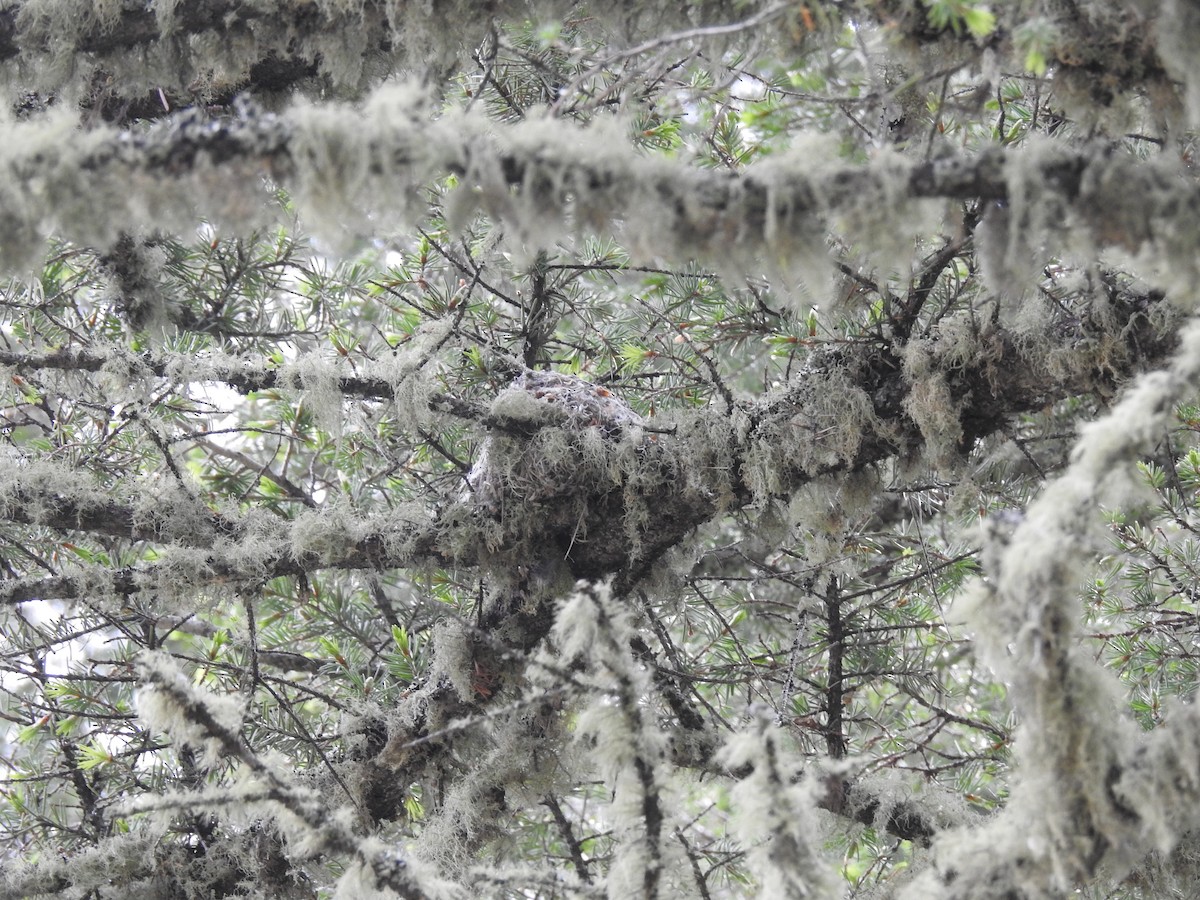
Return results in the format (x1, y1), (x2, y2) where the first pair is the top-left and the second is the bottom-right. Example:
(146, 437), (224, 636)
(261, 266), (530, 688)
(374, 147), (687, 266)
(542, 795), (592, 883)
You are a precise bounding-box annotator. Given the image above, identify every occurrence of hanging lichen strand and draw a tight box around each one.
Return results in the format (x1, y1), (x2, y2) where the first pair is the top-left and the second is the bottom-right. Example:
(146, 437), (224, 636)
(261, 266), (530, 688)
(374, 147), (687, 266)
(2, 1), (1200, 899)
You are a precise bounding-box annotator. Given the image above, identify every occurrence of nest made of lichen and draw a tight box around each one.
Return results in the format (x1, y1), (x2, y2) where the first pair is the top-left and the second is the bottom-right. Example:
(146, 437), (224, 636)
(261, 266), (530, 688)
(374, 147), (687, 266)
(460, 371), (661, 568)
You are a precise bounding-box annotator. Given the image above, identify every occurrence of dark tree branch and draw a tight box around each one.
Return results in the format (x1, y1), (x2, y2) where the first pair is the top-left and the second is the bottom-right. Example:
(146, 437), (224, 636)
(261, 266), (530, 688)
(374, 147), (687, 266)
(823, 579), (848, 760)
(542, 795), (592, 884)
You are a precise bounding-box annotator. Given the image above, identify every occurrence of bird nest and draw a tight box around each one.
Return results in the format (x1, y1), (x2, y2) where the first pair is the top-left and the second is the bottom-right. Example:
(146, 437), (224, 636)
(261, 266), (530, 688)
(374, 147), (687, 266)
(463, 371), (657, 568)
(500, 370), (644, 431)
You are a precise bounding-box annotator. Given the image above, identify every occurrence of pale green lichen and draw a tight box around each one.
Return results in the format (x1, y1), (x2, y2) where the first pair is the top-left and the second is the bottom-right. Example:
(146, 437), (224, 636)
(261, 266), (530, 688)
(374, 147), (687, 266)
(1156, 0), (1200, 128)
(136, 650), (246, 768)
(550, 582), (678, 898)
(289, 502), (367, 565)
(280, 352), (346, 435)
(719, 719), (835, 898)
(742, 370), (879, 503)
(335, 836), (464, 900)
(288, 84), (438, 246)
(902, 343), (965, 464)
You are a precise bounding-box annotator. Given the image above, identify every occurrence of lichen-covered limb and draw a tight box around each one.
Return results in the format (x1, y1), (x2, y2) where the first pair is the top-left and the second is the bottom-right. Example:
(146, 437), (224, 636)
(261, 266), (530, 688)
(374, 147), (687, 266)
(0, 0), (788, 124)
(0, 519), (445, 606)
(0, 0), (463, 100)
(897, 319), (1200, 898)
(0, 274), (1174, 605)
(0, 1), (1182, 136)
(0, 344), (485, 412)
(0, 92), (1192, 278)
